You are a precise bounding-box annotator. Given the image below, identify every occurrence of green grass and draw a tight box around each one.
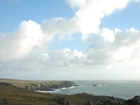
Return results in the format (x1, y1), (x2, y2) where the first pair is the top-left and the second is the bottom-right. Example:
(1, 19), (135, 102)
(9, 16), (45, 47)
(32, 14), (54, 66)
(0, 84), (53, 105)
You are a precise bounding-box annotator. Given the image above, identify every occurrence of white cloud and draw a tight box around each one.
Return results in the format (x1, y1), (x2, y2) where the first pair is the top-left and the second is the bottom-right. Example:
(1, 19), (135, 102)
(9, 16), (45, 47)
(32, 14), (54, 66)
(66, 0), (86, 8)
(111, 46), (133, 61)
(0, 18), (78, 62)
(114, 28), (122, 34)
(2, 49), (86, 71)
(7, 24), (140, 69)
(1, 27), (140, 71)
(100, 28), (115, 42)
(0, 0), (134, 62)
(42, 17), (78, 40)
(67, 0), (130, 40)
(86, 27), (140, 67)
(1, 0), (140, 72)
(0, 20), (51, 62)
(46, 48), (86, 69)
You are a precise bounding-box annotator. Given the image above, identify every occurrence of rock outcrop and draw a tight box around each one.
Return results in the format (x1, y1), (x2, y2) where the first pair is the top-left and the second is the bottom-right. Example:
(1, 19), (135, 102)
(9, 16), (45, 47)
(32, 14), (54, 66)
(51, 97), (69, 105)
(83, 96), (124, 105)
(0, 98), (10, 105)
(125, 96), (140, 105)
(83, 96), (140, 105)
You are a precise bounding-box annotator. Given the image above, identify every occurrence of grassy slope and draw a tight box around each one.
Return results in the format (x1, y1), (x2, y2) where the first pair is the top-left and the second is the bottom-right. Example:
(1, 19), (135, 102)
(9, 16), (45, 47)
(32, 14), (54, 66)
(0, 84), (52, 105)
(0, 83), (122, 105)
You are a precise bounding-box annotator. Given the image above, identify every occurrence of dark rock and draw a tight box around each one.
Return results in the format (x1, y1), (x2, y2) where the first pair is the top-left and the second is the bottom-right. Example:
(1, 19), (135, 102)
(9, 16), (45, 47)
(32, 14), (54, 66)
(83, 96), (124, 105)
(92, 84), (97, 87)
(0, 98), (10, 105)
(126, 96), (140, 105)
(0, 82), (12, 86)
(101, 97), (123, 105)
(61, 81), (76, 88)
(83, 101), (93, 105)
(93, 101), (103, 105)
(53, 97), (69, 105)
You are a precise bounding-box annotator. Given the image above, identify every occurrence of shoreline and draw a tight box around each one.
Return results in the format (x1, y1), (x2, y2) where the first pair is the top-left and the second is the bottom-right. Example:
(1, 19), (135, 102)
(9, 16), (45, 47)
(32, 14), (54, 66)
(1, 79), (140, 100)
(0, 82), (140, 105)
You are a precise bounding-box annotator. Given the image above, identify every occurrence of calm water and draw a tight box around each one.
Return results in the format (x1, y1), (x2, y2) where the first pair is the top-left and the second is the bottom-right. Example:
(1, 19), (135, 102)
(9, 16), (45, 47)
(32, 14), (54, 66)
(41, 80), (140, 99)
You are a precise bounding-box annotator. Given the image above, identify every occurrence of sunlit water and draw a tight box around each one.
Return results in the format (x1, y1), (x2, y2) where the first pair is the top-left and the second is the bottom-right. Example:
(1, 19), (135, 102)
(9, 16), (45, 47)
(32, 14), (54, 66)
(39, 80), (140, 99)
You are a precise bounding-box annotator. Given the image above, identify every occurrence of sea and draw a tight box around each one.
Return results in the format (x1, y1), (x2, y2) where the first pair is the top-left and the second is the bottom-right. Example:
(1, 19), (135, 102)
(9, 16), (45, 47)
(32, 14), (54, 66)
(40, 80), (140, 100)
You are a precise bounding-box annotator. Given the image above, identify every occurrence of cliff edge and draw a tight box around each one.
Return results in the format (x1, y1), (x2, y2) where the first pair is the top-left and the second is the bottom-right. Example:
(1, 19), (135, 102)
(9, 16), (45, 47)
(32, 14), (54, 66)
(0, 79), (76, 91)
(23, 81), (76, 91)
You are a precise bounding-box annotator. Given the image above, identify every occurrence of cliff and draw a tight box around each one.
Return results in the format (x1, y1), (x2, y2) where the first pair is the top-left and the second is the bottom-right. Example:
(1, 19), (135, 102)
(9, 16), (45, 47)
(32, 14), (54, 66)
(0, 79), (76, 91)
(23, 81), (76, 91)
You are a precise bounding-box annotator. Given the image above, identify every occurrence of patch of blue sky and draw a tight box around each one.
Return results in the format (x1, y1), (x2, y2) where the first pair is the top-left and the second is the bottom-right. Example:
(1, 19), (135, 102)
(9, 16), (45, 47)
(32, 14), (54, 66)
(0, 0), (74, 33)
(100, 2), (140, 31)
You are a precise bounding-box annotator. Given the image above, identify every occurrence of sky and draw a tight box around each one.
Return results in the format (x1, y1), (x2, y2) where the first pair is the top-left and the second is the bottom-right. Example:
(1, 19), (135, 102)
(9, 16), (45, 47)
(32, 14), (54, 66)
(0, 0), (140, 80)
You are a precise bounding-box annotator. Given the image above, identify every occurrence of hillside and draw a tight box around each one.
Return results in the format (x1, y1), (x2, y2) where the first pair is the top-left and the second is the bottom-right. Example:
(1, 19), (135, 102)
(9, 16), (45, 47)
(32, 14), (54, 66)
(0, 79), (75, 91)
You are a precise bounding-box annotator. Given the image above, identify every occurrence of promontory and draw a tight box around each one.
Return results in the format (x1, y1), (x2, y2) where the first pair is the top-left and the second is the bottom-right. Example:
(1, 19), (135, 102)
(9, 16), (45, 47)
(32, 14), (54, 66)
(0, 78), (76, 91)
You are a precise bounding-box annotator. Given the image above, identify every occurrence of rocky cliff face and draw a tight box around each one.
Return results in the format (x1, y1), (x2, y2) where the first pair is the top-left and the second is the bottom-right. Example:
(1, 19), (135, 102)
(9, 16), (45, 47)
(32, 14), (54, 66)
(23, 81), (76, 91)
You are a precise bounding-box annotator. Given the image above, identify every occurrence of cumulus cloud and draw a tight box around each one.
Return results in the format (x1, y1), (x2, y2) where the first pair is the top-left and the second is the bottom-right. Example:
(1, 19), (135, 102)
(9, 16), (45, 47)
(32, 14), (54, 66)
(0, 17), (78, 62)
(100, 28), (115, 42)
(0, 0), (140, 71)
(0, 0), (135, 62)
(0, 18), (78, 63)
(42, 17), (78, 40)
(0, 20), (51, 62)
(43, 48), (86, 69)
(1, 27), (140, 71)
(3, 27), (140, 70)
(67, 0), (130, 40)
(1, 48), (86, 71)
(86, 28), (140, 67)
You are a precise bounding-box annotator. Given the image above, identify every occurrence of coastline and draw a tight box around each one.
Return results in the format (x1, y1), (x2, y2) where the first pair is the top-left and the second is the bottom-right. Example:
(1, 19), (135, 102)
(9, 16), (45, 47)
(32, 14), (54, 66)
(1, 79), (140, 99)
(0, 82), (139, 105)
(0, 79), (140, 105)
(0, 78), (76, 91)
(35, 80), (140, 100)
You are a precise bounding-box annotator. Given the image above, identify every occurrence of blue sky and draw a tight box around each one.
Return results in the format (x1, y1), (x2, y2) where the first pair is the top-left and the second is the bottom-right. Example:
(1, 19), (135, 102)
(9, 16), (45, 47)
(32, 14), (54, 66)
(0, 0), (140, 80)
(100, 2), (140, 30)
(0, 0), (74, 32)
